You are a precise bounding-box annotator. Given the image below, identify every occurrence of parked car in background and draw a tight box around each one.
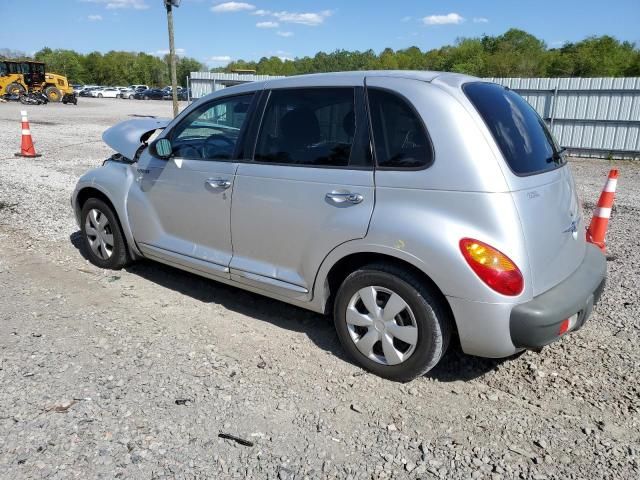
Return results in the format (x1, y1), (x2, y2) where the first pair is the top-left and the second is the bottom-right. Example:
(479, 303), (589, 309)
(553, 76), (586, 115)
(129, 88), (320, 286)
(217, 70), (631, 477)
(78, 86), (100, 97)
(130, 84), (149, 91)
(119, 87), (135, 99)
(72, 84), (84, 94)
(91, 87), (121, 98)
(71, 71), (607, 381)
(162, 87), (189, 101)
(177, 88), (191, 101)
(134, 88), (165, 100)
(119, 86), (147, 99)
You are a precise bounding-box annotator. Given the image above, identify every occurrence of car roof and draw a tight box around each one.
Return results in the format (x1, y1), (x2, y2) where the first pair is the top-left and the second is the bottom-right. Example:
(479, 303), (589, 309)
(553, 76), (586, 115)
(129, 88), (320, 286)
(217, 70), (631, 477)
(209, 70), (480, 98)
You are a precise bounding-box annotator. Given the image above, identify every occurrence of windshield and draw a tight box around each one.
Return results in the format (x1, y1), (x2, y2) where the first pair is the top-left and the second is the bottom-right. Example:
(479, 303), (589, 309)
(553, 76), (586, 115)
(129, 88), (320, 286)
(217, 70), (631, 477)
(464, 82), (564, 175)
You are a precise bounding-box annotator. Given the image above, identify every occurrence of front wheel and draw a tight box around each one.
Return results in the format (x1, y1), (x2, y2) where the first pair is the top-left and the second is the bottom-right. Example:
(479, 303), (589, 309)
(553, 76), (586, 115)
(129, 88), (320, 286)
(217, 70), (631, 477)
(333, 263), (451, 382)
(80, 198), (131, 270)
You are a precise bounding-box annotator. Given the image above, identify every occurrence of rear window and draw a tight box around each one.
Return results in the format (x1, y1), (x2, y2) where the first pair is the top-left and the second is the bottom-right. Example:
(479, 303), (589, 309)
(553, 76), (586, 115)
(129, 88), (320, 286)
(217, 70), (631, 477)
(464, 82), (564, 175)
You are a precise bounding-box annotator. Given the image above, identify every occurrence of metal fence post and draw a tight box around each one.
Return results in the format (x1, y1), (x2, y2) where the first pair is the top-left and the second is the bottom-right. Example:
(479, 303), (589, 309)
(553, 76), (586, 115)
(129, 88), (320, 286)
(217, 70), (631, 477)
(549, 87), (558, 130)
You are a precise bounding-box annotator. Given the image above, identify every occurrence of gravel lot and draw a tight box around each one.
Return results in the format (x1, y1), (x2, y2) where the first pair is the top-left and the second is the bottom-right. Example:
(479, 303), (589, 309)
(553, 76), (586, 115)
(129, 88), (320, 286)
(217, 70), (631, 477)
(0, 98), (638, 479)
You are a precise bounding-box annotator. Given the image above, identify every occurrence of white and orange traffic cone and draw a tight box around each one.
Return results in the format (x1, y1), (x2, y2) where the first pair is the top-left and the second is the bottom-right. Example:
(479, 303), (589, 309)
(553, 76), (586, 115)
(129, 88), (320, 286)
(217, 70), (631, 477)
(586, 169), (619, 253)
(15, 110), (41, 158)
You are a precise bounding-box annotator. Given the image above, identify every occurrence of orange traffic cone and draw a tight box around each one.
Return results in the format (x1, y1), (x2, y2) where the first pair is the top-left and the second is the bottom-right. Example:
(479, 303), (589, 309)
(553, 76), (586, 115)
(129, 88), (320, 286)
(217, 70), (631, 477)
(586, 169), (619, 253)
(15, 110), (41, 158)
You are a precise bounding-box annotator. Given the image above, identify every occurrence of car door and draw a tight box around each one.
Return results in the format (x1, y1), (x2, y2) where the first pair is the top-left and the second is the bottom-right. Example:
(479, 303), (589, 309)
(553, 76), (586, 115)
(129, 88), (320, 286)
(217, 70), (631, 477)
(230, 86), (375, 299)
(127, 92), (256, 278)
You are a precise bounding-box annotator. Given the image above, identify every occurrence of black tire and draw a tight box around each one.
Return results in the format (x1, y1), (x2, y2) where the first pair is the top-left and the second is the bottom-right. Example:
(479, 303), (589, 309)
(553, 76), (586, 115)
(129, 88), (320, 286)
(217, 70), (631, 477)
(144, 95), (149, 100)
(6, 82), (25, 95)
(98, 93), (103, 98)
(333, 263), (451, 382)
(45, 86), (62, 102)
(80, 198), (132, 270)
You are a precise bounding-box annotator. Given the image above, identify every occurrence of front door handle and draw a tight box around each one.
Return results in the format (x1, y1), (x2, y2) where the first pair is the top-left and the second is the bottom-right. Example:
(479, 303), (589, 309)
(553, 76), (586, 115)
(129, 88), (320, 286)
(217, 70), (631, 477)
(206, 178), (232, 190)
(325, 191), (364, 204)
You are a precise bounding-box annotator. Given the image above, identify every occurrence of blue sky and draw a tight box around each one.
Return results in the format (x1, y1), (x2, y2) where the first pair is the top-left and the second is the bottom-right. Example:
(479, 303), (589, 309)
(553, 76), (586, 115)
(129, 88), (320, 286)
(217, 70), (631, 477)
(0, 0), (638, 67)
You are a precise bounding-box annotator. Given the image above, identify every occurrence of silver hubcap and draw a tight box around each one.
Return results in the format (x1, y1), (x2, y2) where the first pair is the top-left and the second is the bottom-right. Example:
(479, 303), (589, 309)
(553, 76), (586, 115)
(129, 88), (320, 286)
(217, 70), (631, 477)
(85, 208), (114, 260)
(346, 286), (418, 366)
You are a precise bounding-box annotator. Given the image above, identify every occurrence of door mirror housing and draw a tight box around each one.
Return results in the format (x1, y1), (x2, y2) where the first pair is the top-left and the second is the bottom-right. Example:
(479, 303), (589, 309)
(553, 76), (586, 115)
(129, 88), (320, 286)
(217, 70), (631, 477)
(153, 138), (173, 159)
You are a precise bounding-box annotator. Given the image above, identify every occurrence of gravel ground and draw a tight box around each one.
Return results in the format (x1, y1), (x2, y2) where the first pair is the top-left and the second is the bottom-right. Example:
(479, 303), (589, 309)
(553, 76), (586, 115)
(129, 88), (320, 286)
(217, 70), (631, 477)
(0, 98), (638, 479)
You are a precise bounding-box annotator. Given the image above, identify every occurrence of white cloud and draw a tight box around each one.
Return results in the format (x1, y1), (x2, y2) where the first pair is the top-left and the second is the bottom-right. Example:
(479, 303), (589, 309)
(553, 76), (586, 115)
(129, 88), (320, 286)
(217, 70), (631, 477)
(252, 9), (332, 26)
(211, 2), (255, 13)
(154, 48), (186, 56)
(422, 13), (465, 25)
(256, 21), (279, 28)
(208, 55), (233, 65)
(88, 14), (103, 21)
(272, 10), (332, 26)
(83, 0), (149, 9)
(473, 17), (489, 23)
(276, 31), (294, 37)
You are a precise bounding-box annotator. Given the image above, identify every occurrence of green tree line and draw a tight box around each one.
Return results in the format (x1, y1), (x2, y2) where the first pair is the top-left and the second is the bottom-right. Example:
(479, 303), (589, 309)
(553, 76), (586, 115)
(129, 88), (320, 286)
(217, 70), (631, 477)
(2, 29), (638, 85)
(1, 47), (204, 87)
(221, 29), (640, 78)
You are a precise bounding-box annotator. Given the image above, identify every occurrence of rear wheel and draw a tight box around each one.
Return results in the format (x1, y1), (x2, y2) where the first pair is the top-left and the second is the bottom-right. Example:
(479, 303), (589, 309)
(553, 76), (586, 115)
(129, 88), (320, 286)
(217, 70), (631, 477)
(45, 86), (61, 102)
(333, 263), (451, 382)
(6, 82), (25, 95)
(80, 198), (131, 270)
(144, 95), (149, 100)
(97, 93), (103, 98)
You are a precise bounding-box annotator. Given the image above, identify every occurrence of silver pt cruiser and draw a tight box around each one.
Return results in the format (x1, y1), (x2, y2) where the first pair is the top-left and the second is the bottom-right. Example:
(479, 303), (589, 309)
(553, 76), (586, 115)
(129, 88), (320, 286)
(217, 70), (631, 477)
(72, 71), (607, 381)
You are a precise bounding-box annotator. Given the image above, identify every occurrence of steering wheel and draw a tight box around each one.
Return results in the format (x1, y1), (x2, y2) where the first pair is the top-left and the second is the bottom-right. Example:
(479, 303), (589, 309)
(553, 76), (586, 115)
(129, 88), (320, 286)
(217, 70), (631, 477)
(201, 134), (235, 159)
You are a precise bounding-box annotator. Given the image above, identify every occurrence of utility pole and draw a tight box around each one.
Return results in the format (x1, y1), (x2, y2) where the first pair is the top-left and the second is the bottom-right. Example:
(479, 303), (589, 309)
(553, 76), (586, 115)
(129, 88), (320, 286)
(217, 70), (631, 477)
(164, 0), (181, 117)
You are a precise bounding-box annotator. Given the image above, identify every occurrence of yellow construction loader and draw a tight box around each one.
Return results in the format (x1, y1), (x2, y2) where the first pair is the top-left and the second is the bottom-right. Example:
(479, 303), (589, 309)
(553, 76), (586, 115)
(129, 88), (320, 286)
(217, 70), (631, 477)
(0, 60), (77, 104)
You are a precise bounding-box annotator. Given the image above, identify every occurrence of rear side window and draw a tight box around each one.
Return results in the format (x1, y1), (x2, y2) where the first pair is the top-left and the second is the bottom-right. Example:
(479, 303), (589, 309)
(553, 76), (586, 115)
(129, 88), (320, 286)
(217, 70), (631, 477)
(255, 88), (362, 167)
(368, 88), (432, 169)
(464, 82), (564, 175)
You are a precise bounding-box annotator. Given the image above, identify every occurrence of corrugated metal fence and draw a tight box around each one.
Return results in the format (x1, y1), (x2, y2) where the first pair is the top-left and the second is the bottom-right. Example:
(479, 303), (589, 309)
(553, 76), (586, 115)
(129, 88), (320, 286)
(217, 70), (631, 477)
(189, 72), (284, 99)
(190, 73), (640, 159)
(486, 77), (640, 159)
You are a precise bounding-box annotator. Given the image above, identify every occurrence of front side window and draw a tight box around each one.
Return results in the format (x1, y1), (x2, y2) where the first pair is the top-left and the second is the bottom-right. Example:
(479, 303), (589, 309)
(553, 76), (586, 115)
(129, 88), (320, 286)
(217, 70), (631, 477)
(255, 88), (359, 167)
(463, 82), (564, 175)
(368, 89), (432, 169)
(169, 93), (254, 160)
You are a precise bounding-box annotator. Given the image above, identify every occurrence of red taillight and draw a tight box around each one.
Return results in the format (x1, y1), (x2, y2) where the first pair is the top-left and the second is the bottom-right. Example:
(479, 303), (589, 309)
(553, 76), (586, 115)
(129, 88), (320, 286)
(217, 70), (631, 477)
(558, 319), (570, 335)
(459, 238), (524, 296)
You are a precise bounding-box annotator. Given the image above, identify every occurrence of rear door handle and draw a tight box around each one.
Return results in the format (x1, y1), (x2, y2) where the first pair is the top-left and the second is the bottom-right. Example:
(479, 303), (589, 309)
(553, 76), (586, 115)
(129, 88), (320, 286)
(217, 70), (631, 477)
(206, 178), (232, 190)
(325, 191), (364, 204)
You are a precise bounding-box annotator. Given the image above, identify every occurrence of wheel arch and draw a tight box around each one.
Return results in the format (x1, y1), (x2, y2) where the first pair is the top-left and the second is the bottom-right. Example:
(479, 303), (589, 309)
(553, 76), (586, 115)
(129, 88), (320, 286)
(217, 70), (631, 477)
(75, 185), (140, 259)
(315, 246), (456, 334)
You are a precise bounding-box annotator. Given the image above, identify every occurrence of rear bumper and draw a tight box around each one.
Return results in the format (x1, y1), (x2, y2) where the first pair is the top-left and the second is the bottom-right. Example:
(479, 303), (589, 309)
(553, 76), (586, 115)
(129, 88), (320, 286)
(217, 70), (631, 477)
(510, 244), (607, 349)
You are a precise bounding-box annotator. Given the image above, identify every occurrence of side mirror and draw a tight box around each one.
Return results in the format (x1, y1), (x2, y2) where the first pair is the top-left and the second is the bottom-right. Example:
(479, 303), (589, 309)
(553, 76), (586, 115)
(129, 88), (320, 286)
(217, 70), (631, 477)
(153, 138), (173, 159)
